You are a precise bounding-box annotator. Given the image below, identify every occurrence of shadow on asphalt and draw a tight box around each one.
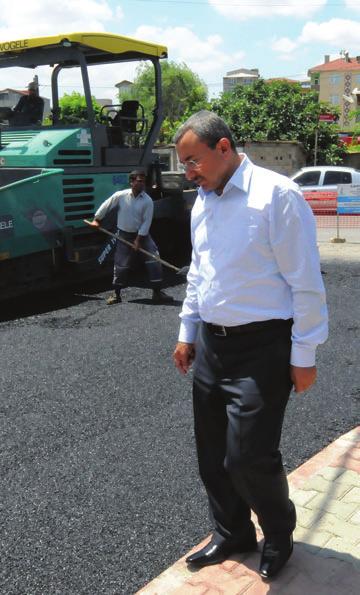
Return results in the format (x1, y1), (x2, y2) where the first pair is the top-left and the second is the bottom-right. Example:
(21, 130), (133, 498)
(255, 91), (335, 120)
(0, 270), (185, 322)
(128, 298), (183, 306)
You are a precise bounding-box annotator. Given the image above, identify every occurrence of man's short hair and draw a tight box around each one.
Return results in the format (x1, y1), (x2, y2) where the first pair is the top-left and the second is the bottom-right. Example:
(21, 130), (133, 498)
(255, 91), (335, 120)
(173, 110), (236, 151)
(129, 169), (146, 181)
(28, 82), (37, 91)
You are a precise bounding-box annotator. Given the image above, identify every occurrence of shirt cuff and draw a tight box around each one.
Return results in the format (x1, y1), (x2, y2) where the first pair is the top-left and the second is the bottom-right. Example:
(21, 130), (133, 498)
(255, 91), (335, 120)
(178, 319), (199, 344)
(290, 343), (316, 367)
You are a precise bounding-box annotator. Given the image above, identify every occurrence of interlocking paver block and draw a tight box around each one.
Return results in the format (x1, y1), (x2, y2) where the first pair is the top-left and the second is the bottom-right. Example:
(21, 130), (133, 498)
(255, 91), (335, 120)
(314, 513), (360, 544)
(137, 427), (360, 595)
(331, 456), (360, 474)
(349, 509), (360, 525)
(325, 468), (359, 487)
(293, 505), (318, 529)
(136, 566), (193, 595)
(305, 493), (358, 519)
(182, 564), (260, 595)
(290, 488), (319, 507)
(340, 486), (360, 504)
(294, 529), (333, 548)
(325, 537), (360, 559)
(317, 466), (346, 481)
(301, 475), (351, 498)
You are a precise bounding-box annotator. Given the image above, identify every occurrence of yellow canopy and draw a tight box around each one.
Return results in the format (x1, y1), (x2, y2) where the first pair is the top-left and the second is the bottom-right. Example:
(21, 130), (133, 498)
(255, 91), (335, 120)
(0, 32), (167, 60)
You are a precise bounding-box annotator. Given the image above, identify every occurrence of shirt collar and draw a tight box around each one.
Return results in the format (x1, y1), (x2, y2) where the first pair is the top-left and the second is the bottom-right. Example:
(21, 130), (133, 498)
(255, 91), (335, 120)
(223, 153), (252, 195)
(198, 153), (253, 200)
(130, 190), (144, 199)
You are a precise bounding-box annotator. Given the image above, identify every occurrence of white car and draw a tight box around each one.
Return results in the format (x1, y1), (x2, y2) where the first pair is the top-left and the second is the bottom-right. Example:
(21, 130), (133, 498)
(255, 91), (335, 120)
(291, 166), (360, 213)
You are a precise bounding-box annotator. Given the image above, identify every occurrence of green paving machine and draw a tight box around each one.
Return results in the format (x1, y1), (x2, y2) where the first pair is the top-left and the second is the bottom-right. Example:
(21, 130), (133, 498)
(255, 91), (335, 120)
(0, 32), (191, 299)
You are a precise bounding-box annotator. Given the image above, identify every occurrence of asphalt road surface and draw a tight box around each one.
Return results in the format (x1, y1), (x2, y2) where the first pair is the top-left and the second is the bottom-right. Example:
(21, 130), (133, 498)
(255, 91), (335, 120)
(1, 243), (359, 595)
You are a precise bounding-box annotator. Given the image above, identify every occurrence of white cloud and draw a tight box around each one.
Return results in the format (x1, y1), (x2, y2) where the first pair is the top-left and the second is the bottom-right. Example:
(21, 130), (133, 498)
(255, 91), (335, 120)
(208, 0), (327, 21)
(133, 25), (245, 81)
(0, 1), (125, 100)
(299, 18), (360, 48)
(271, 37), (298, 53)
(0, 0), (119, 39)
(271, 18), (360, 66)
(344, 0), (360, 11)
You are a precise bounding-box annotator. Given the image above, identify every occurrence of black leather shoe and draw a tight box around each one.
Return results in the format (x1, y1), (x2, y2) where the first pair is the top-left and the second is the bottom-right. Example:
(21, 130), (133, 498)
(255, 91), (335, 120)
(259, 534), (293, 579)
(186, 531), (257, 567)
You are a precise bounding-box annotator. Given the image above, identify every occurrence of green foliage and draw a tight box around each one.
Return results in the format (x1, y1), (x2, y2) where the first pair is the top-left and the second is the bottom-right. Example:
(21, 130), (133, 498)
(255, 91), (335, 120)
(59, 91), (102, 124)
(211, 79), (345, 165)
(120, 60), (208, 143)
(348, 108), (360, 148)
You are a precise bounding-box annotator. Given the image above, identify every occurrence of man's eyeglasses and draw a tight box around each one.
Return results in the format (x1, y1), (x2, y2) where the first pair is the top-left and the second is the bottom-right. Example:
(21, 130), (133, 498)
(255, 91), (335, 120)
(179, 158), (201, 172)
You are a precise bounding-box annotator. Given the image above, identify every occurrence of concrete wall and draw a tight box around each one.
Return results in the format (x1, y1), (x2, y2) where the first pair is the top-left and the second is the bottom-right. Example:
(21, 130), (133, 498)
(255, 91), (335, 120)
(153, 140), (307, 177)
(243, 140), (307, 176)
(342, 152), (360, 169)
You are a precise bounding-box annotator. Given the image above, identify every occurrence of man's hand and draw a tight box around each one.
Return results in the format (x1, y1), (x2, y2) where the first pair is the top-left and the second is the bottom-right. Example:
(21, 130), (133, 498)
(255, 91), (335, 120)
(87, 219), (100, 228)
(290, 365), (317, 393)
(133, 235), (143, 251)
(173, 342), (196, 375)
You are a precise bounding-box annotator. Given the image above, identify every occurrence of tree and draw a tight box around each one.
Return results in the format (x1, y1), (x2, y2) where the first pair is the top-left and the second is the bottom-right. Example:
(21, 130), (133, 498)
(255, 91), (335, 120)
(59, 91), (102, 124)
(347, 107), (360, 152)
(211, 79), (345, 165)
(121, 60), (208, 143)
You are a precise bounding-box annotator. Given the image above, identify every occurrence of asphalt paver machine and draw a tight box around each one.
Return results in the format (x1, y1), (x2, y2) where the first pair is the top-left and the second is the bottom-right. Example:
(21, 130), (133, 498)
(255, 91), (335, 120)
(0, 32), (190, 299)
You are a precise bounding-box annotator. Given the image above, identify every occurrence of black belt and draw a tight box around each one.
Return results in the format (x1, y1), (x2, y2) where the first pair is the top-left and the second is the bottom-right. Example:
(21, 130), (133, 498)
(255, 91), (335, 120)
(205, 318), (292, 337)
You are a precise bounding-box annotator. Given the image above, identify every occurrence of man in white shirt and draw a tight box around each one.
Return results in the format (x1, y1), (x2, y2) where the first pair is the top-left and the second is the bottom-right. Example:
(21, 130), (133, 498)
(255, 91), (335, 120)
(90, 170), (173, 304)
(172, 111), (328, 579)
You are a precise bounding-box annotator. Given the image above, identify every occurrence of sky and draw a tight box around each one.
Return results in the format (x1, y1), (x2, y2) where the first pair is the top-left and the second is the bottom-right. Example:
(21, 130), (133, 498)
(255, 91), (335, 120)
(0, 0), (360, 101)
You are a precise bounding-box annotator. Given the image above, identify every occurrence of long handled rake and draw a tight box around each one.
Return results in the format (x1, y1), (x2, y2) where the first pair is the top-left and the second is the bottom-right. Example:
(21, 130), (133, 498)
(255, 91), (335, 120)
(83, 220), (189, 276)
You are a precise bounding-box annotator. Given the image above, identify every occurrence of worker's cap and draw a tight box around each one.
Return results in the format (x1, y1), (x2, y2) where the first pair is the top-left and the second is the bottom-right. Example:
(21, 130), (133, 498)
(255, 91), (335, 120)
(28, 82), (37, 90)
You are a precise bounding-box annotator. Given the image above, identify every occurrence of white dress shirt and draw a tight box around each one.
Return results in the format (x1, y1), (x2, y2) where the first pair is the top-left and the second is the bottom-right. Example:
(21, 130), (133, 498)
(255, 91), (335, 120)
(94, 189), (154, 236)
(178, 154), (328, 367)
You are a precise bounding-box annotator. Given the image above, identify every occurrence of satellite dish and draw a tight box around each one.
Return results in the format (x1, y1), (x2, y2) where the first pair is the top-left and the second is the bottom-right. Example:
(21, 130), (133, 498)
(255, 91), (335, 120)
(343, 94), (354, 103)
(351, 87), (360, 95)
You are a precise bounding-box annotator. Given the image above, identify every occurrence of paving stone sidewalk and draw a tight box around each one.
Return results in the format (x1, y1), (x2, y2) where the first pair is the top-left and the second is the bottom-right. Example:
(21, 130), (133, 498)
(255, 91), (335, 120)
(137, 426), (360, 595)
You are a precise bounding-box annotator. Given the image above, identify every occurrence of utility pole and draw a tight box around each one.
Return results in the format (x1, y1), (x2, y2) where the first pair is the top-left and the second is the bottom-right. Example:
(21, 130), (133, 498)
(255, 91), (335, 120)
(314, 127), (318, 165)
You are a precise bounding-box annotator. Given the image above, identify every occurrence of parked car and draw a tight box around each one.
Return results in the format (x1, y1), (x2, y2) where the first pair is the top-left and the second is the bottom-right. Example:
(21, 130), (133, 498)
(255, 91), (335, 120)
(291, 166), (360, 213)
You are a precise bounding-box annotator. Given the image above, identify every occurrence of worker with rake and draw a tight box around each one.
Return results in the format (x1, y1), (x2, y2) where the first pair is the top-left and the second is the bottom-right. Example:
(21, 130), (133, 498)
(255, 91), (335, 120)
(89, 169), (174, 304)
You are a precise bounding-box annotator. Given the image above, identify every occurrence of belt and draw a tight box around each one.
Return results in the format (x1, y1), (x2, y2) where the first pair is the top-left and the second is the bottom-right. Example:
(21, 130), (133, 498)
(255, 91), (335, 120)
(205, 318), (292, 337)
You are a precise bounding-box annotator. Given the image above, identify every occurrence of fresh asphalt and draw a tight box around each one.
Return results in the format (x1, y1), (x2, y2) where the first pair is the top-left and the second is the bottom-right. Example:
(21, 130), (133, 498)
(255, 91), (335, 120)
(0, 255), (359, 595)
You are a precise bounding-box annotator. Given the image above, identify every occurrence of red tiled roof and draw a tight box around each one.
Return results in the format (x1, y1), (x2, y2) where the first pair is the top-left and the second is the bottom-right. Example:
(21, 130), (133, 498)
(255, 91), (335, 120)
(0, 87), (27, 95)
(309, 57), (360, 73)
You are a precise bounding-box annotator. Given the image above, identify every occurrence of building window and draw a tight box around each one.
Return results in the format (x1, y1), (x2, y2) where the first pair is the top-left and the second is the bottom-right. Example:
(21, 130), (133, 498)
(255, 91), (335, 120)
(329, 95), (340, 105)
(329, 75), (341, 85)
(355, 74), (360, 85)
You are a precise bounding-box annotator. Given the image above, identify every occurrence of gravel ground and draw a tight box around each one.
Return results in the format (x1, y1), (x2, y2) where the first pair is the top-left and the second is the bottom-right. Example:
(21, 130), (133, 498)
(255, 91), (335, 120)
(0, 241), (359, 595)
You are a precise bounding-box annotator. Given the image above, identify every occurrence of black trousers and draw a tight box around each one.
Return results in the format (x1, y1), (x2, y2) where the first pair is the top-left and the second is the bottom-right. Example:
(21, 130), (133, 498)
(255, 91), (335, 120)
(193, 319), (296, 542)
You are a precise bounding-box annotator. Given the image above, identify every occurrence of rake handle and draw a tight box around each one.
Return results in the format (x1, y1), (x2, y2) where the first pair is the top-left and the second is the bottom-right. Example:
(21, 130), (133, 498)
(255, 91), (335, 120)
(83, 219), (181, 273)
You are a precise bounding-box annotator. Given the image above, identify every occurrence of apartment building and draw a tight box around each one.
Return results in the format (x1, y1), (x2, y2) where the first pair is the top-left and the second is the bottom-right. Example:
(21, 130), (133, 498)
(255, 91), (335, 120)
(308, 53), (360, 129)
(223, 68), (260, 92)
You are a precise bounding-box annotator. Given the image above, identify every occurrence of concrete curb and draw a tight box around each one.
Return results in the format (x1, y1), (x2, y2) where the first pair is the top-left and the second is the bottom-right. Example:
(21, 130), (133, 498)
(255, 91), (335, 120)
(136, 427), (360, 594)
